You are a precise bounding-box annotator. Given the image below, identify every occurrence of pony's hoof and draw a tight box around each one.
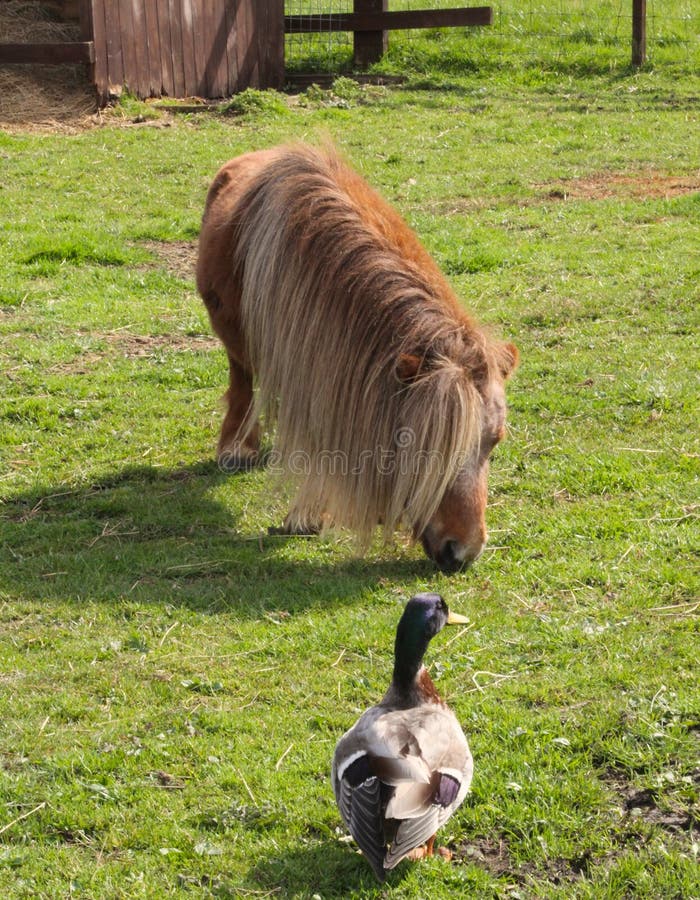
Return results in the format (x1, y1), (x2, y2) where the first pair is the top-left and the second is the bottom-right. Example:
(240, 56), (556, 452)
(217, 450), (258, 472)
(268, 522), (321, 537)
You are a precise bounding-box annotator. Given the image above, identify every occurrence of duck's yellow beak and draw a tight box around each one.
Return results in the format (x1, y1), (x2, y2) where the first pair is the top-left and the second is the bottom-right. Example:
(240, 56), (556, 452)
(446, 610), (469, 626)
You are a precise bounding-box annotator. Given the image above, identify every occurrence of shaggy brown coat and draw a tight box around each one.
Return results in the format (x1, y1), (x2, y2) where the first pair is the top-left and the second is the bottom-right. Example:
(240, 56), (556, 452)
(197, 143), (517, 559)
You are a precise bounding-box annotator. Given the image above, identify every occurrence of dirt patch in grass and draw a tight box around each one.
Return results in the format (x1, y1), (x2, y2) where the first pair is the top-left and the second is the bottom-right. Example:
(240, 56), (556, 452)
(455, 767), (699, 886)
(103, 331), (219, 358)
(455, 834), (590, 887)
(40, 331), (220, 375)
(542, 171), (700, 202)
(425, 171), (700, 217)
(454, 835), (513, 876)
(603, 768), (699, 835)
(142, 240), (199, 283)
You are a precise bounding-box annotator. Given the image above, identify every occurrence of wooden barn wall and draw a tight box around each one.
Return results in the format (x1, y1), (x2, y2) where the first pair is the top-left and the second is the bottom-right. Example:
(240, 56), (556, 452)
(88, 0), (284, 101)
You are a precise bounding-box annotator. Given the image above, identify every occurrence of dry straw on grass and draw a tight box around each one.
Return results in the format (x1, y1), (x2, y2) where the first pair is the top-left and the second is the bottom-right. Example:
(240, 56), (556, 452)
(0, 1), (97, 130)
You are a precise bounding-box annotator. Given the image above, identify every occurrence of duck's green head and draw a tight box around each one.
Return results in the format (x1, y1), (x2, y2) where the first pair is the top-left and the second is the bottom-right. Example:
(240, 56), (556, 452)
(393, 593), (468, 687)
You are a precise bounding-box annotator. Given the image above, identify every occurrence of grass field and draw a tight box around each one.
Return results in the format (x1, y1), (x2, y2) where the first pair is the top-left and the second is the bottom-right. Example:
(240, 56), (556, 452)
(1, 37), (699, 899)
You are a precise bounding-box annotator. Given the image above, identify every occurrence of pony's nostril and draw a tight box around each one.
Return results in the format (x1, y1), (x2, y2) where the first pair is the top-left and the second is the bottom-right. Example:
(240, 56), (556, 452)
(436, 540), (463, 574)
(421, 531), (476, 573)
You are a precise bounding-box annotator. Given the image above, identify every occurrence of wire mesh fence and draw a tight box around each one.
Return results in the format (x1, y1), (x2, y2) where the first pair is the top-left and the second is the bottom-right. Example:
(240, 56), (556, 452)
(284, 0), (700, 75)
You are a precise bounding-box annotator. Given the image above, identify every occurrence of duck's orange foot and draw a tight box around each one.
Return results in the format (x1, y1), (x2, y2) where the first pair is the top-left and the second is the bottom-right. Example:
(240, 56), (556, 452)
(405, 845), (431, 862)
(406, 836), (453, 863)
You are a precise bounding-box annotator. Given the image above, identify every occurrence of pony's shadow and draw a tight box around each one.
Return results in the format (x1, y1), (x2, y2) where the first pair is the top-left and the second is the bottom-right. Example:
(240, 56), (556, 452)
(249, 839), (407, 897)
(0, 461), (431, 615)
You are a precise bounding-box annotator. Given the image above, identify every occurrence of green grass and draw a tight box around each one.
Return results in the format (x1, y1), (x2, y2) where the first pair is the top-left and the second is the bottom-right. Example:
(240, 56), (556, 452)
(1, 51), (699, 899)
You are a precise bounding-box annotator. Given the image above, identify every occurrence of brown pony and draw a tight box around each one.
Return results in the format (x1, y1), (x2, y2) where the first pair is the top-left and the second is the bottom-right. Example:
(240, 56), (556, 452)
(196, 143), (517, 572)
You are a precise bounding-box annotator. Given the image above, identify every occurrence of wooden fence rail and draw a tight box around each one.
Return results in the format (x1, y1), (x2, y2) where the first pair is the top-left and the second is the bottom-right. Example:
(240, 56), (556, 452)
(0, 42), (94, 66)
(284, 6), (493, 33)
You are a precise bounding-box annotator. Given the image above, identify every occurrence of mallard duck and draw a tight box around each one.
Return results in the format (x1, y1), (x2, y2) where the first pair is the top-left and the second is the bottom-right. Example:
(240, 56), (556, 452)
(332, 592), (473, 882)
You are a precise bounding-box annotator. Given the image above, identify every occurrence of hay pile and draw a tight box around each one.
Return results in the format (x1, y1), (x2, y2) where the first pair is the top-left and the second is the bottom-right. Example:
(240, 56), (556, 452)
(0, 1), (97, 130)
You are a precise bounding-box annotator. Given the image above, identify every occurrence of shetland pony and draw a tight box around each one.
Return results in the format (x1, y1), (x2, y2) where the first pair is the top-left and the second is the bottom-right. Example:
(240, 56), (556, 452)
(196, 143), (517, 572)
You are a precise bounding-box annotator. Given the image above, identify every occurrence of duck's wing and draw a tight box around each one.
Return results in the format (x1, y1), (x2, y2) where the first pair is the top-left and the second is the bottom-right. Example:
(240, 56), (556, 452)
(333, 707), (430, 880)
(383, 770), (466, 870)
(335, 755), (389, 882)
(384, 803), (442, 870)
(333, 709), (432, 800)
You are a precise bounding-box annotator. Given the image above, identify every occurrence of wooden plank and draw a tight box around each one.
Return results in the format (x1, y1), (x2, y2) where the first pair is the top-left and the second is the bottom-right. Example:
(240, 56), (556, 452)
(232, 0), (254, 94)
(285, 6), (493, 33)
(156, 0), (175, 95)
(89, 0), (109, 103)
(115, 0), (137, 94)
(128, 0), (149, 97)
(179, 0), (198, 96)
(143, 0), (164, 95)
(353, 0), (387, 69)
(199, 0), (217, 96)
(0, 42), (95, 65)
(104, 0), (125, 90)
(78, 0), (93, 42)
(224, 0), (239, 95)
(167, 0), (186, 97)
(191, 0), (209, 97)
(632, 0), (646, 67)
(78, 0), (96, 98)
(206, 0), (229, 96)
(257, 0), (284, 89)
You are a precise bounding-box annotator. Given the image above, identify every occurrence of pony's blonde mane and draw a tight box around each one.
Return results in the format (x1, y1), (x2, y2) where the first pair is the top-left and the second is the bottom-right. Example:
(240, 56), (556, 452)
(231, 143), (497, 539)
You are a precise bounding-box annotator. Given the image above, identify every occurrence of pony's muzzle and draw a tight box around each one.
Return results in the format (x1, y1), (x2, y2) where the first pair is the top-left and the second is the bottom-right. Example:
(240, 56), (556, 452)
(420, 526), (486, 574)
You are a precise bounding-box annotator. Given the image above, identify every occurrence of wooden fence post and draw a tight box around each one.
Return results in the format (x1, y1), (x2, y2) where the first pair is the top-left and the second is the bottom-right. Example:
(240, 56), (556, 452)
(353, 0), (388, 68)
(632, 0), (646, 67)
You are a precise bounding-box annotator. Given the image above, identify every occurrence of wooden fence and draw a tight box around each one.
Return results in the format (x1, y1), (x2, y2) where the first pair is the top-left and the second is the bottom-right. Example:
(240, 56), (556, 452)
(285, 2), (492, 68)
(0, 1), (653, 104)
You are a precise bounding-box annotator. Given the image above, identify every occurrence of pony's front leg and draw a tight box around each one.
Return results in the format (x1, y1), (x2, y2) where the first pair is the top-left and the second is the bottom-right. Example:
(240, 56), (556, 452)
(217, 355), (260, 471)
(268, 501), (330, 537)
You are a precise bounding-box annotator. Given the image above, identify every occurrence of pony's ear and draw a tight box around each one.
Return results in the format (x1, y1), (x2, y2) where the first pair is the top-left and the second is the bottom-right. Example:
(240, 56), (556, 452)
(396, 353), (423, 383)
(497, 342), (519, 379)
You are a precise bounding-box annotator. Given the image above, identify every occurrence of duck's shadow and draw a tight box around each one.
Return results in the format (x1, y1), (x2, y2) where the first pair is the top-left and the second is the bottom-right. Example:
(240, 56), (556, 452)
(249, 840), (407, 896)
